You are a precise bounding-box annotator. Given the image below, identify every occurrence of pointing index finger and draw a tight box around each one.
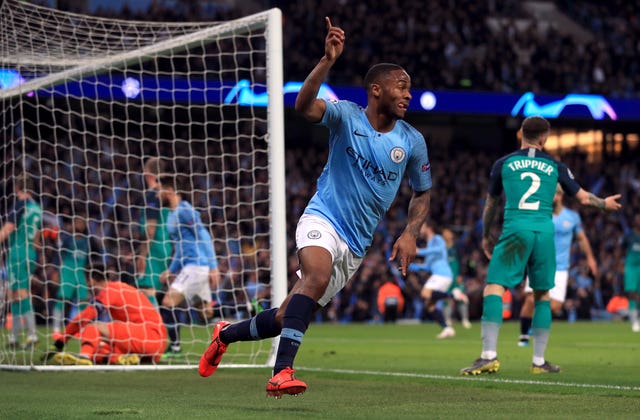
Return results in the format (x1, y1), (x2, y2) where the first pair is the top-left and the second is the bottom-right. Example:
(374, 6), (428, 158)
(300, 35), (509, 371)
(325, 16), (332, 30)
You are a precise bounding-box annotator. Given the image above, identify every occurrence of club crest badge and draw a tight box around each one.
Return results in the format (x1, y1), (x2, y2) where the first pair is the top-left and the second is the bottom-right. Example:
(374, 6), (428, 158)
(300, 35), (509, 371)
(307, 230), (321, 239)
(390, 147), (406, 163)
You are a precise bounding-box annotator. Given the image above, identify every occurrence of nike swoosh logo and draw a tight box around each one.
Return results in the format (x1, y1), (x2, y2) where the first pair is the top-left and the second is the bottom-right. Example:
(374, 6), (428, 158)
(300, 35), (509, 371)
(353, 129), (368, 137)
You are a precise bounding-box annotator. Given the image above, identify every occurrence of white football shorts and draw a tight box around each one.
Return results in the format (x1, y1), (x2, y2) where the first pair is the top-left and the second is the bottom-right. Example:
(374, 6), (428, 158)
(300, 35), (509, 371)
(423, 274), (453, 293)
(524, 270), (569, 303)
(296, 214), (363, 307)
(170, 265), (212, 305)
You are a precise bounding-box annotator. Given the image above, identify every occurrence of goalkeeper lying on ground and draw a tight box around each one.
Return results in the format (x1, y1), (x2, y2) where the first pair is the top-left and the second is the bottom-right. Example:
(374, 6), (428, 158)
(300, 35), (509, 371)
(50, 263), (167, 365)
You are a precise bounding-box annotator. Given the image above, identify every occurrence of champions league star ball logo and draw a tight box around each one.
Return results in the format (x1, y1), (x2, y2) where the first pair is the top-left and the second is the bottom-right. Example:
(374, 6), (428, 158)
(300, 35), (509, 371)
(390, 147), (406, 164)
(121, 77), (141, 99)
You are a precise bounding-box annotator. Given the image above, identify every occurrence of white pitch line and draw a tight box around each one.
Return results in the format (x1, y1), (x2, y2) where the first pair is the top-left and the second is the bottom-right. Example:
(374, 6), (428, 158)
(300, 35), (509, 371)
(10, 364), (639, 392)
(299, 366), (640, 392)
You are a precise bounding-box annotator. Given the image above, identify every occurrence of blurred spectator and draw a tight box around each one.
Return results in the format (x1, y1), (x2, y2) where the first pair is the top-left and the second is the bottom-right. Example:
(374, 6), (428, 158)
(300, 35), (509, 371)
(45, 0), (640, 98)
(377, 276), (405, 323)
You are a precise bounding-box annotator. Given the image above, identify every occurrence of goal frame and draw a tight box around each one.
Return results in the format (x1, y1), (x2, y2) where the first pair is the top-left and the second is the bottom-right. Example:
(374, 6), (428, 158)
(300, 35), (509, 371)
(0, 6), (286, 371)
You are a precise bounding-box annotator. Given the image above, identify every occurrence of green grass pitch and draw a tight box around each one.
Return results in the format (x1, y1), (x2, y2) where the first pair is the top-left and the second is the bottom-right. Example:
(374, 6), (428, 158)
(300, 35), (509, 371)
(1, 321), (639, 419)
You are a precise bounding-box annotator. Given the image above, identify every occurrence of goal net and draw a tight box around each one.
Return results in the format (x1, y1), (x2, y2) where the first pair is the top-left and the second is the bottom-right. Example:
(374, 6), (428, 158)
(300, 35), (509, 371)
(0, 0), (286, 370)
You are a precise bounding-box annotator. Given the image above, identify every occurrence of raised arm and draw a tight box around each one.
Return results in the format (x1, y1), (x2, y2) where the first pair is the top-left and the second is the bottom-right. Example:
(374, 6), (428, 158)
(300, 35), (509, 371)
(389, 190), (430, 276)
(294, 17), (345, 122)
(573, 189), (621, 212)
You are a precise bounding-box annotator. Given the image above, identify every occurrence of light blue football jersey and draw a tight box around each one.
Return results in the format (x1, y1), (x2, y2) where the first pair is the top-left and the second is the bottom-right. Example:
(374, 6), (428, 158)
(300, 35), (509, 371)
(553, 207), (583, 270)
(409, 234), (453, 277)
(304, 100), (432, 257)
(167, 200), (218, 273)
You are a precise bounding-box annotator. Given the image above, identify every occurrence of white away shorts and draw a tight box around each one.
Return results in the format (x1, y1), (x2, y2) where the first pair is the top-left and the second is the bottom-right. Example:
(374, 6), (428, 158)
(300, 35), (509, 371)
(524, 270), (569, 302)
(423, 274), (453, 293)
(296, 214), (363, 307)
(170, 265), (212, 305)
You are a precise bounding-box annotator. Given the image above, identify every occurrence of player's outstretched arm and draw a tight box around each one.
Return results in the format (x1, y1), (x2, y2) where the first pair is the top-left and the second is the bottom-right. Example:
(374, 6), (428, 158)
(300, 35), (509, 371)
(294, 17), (345, 123)
(389, 190), (430, 276)
(574, 189), (622, 212)
(62, 304), (99, 342)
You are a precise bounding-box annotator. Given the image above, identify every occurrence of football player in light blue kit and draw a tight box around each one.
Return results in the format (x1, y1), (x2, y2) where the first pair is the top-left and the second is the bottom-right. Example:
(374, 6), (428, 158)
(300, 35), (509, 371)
(200, 17), (432, 397)
(518, 184), (598, 346)
(409, 222), (457, 339)
(158, 173), (220, 355)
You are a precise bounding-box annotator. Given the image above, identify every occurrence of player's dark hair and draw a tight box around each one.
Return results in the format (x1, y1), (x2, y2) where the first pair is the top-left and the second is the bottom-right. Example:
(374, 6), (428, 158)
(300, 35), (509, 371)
(159, 173), (190, 194)
(87, 262), (107, 282)
(159, 173), (177, 191)
(521, 116), (550, 144)
(423, 219), (442, 235)
(364, 63), (404, 92)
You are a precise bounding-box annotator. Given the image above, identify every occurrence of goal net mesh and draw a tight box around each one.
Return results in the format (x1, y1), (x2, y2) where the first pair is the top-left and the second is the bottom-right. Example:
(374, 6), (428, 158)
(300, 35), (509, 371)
(0, 0), (284, 370)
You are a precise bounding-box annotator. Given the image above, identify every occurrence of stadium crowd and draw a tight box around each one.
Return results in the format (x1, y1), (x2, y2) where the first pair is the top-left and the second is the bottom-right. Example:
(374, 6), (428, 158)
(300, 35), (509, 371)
(73, 0), (640, 99)
(4, 0), (640, 329)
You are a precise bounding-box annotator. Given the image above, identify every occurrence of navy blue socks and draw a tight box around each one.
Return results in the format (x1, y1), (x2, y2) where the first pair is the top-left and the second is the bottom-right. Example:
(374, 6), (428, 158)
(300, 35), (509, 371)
(220, 308), (280, 344)
(273, 294), (316, 375)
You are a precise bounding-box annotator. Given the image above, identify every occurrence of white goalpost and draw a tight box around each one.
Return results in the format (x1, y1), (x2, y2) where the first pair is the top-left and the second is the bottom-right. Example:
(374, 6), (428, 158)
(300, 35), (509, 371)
(0, 0), (286, 370)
